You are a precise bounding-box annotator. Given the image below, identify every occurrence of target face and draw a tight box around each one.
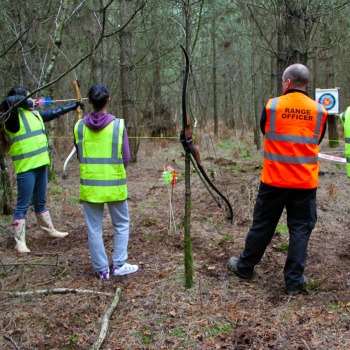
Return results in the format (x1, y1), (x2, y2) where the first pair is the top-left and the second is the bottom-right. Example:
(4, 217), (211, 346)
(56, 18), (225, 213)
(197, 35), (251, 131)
(315, 88), (339, 114)
(318, 93), (336, 110)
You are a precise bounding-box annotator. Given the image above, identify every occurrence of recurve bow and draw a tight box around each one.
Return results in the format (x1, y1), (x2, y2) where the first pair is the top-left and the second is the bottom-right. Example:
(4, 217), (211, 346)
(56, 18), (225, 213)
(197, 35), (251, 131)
(179, 45), (233, 223)
(62, 80), (83, 179)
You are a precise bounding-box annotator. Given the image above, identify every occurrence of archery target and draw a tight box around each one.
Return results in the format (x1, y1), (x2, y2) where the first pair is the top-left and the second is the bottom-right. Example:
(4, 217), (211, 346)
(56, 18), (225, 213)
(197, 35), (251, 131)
(318, 93), (335, 110)
(315, 88), (339, 114)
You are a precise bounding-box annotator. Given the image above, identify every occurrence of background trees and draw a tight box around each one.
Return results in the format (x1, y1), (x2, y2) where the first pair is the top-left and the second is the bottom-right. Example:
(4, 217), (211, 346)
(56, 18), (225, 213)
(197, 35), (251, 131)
(1, 0), (350, 210)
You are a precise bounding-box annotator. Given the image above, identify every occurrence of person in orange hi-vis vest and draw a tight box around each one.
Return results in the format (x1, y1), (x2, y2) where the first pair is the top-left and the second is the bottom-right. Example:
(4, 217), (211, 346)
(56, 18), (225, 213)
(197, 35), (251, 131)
(227, 64), (328, 296)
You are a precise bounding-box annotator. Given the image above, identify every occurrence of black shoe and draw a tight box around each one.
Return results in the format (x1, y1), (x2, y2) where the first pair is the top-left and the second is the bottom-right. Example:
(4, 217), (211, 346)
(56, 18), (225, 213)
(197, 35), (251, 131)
(286, 276), (308, 296)
(227, 256), (253, 279)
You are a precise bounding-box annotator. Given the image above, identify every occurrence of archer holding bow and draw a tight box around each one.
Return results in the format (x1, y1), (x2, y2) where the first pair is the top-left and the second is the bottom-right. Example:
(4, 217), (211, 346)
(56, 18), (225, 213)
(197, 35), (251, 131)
(0, 85), (84, 253)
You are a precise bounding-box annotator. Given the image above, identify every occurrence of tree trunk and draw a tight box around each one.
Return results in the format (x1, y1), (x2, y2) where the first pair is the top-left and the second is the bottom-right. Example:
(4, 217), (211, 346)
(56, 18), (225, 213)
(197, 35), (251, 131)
(276, 0), (309, 93)
(0, 149), (13, 215)
(211, 18), (218, 136)
(183, 0), (194, 289)
(41, 0), (70, 181)
(120, 0), (139, 163)
(251, 36), (261, 150)
(324, 23), (339, 148)
(153, 40), (162, 130)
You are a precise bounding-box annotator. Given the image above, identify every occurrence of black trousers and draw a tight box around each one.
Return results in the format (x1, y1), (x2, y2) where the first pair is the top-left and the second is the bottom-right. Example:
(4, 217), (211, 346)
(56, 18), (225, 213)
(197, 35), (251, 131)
(237, 182), (317, 292)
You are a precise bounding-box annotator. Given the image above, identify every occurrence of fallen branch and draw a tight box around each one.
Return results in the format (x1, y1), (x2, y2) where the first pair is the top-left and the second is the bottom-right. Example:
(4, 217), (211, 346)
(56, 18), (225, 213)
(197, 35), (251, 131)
(9, 288), (113, 297)
(3, 334), (20, 350)
(90, 287), (122, 350)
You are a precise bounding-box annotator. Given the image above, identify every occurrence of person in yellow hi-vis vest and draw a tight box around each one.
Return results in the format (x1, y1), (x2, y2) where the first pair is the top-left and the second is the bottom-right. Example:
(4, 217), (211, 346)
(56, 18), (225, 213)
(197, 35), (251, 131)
(0, 86), (84, 253)
(339, 108), (350, 177)
(74, 84), (138, 279)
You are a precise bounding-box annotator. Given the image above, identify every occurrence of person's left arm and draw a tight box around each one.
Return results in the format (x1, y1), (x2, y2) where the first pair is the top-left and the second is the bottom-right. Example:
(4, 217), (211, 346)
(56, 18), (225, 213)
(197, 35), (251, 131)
(260, 104), (268, 135)
(318, 112), (328, 144)
(40, 102), (84, 122)
(339, 110), (345, 127)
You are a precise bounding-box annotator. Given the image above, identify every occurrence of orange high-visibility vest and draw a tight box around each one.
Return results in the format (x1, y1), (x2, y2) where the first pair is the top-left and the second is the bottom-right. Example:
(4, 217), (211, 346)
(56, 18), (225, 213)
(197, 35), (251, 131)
(261, 91), (327, 189)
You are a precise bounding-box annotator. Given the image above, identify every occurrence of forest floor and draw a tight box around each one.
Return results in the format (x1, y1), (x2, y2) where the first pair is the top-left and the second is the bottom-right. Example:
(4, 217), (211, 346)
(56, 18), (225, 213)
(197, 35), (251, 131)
(0, 131), (350, 350)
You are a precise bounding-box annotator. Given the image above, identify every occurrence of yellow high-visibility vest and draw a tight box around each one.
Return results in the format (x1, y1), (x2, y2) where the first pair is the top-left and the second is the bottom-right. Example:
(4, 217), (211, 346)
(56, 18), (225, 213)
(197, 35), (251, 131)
(74, 118), (127, 202)
(340, 107), (350, 177)
(4, 108), (50, 174)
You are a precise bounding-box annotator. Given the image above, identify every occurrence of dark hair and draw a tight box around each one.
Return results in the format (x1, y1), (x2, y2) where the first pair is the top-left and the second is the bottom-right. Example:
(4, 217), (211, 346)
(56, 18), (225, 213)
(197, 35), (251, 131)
(88, 84), (109, 111)
(1, 86), (28, 115)
(0, 86), (29, 151)
(7, 86), (30, 97)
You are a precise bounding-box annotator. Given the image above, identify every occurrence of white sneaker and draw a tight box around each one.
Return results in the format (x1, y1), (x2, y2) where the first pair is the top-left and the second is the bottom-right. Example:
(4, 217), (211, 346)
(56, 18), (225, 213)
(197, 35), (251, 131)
(112, 263), (138, 276)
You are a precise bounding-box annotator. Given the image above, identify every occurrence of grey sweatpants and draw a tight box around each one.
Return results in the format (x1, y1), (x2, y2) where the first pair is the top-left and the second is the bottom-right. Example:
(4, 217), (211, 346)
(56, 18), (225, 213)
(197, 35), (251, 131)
(83, 200), (130, 273)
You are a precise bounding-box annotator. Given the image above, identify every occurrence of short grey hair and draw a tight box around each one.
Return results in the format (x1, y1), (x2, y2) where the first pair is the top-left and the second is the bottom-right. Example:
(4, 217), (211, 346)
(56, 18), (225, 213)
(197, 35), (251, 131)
(282, 64), (310, 88)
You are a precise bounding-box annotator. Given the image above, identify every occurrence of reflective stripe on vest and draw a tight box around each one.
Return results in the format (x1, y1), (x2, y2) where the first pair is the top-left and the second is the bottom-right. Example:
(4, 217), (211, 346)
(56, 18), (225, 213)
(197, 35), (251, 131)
(75, 118), (127, 202)
(261, 93), (327, 188)
(4, 108), (49, 174)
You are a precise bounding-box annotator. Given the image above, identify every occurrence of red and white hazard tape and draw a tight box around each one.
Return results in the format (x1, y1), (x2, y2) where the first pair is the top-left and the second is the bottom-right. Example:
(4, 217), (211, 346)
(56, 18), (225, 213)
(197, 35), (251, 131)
(318, 153), (346, 163)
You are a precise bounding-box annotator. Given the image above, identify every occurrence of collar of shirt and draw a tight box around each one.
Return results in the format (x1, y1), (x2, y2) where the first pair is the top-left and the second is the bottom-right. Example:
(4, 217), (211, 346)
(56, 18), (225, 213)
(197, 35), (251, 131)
(284, 88), (309, 97)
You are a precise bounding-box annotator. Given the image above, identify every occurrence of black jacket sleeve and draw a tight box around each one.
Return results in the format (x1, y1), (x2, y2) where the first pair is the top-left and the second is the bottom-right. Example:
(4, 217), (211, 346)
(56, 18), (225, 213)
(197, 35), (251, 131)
(319, 113), (328, 144)
(260, 105), (267, 135)
(40, 102), (79, 122)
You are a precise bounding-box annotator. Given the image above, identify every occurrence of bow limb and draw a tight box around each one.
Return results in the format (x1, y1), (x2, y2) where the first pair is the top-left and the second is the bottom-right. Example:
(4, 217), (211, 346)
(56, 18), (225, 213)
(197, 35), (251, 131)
(62, 80), (83, 179)
(73, 80), (83, 120)
(191, 155), (233, 223)
(179, 45), (233, 223)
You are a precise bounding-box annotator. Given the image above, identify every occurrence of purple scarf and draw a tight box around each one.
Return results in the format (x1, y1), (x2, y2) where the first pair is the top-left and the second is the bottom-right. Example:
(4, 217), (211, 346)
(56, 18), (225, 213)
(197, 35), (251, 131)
(82, 111), (115, 131)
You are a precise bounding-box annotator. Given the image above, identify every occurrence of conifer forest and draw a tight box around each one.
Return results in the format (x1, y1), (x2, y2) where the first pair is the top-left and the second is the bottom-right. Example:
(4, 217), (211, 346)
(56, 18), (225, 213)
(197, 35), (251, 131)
(1, 1), (350, 349)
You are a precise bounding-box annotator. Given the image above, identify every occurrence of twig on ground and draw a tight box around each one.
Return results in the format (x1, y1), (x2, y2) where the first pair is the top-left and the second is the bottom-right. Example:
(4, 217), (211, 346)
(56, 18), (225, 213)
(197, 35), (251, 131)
(90, 287), (122, 350)
(301, 338), (311, 350)
(3, 334), (20, 350)
(8, 288), (113, 297)
(0, 222), (13, 232)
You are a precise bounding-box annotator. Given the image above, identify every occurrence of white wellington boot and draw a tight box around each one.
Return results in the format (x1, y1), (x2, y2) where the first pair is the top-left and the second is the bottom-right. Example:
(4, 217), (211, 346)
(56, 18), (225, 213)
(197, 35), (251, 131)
(36, 210), (68, 238)
(14, 218), (30, 253)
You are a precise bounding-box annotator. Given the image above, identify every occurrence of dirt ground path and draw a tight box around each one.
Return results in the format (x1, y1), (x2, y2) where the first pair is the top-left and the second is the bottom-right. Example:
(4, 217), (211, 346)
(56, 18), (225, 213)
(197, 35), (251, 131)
(1, 137), (350, 349)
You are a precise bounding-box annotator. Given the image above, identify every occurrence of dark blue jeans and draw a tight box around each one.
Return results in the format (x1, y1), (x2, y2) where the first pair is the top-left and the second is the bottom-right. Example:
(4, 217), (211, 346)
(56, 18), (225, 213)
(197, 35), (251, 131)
(14, 165), (48, 219)
(237, 182), (317, 292)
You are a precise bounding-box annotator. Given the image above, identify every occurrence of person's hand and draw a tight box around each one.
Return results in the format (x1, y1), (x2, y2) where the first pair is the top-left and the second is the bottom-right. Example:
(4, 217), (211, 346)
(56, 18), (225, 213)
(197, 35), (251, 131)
(30, 99), (39, 108)
(75, 101), (85, 110)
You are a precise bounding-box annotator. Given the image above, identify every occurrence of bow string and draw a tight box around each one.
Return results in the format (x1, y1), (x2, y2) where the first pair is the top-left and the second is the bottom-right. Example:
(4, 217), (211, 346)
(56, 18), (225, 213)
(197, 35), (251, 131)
(179, 45), (233, 223)
(62, 80), (83, 179)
